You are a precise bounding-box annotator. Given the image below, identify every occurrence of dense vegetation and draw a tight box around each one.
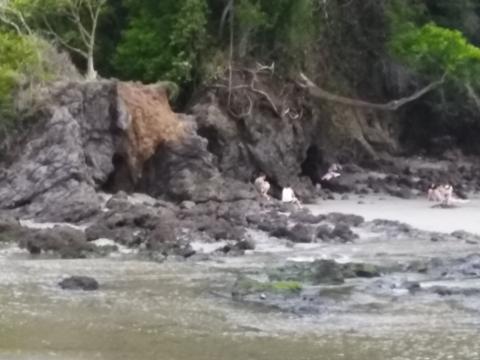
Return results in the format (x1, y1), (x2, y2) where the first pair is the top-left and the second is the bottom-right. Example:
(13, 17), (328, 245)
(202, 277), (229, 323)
(1, 0), (480, 152)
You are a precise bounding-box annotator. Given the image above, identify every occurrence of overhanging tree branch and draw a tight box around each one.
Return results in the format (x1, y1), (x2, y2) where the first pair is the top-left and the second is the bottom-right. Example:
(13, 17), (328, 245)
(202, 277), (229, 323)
(298, 72), (447, 111)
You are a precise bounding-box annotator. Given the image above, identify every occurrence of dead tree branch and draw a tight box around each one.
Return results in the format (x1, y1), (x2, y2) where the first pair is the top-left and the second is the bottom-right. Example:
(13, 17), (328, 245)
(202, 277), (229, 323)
(466, 83), (480, 113)
(299, 72), (446, 111)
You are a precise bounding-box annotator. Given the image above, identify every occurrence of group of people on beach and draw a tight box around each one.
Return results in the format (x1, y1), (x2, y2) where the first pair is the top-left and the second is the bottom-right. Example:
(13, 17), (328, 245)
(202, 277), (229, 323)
(253, 163), (343, 206)
(427, 183), (468, 206)
(254, 174), (301, 206)
(255, 163), (468, 207)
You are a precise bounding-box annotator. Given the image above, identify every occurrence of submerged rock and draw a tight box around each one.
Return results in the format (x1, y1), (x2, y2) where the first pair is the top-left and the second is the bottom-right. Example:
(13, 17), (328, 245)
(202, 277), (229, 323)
(59, 276), (99, 291)
(269, 259), (381, 285)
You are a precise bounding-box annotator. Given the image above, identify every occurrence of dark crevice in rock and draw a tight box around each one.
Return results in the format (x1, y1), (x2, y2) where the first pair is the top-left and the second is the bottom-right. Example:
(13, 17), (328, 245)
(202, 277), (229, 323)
(197, 126), (222, 159)
(301, 145), (324, 184)
(102, 154), (135, 194)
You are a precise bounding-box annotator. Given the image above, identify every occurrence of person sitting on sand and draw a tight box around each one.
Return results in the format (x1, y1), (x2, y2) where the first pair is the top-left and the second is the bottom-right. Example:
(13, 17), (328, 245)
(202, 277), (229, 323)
(254, 174), (271, 199)
(282, 186), (301, 206)
(428, 183), (468, 207)
(427, 183), (444, 202)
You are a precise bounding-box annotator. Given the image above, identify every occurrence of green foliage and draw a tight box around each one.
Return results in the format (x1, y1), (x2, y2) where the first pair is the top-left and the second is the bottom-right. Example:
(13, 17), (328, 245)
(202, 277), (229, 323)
(0, 32), (39, 118)
(114, 0), (208, 84)
(390, 22), (480, 84)
(233, 276), (303, 297)
(232, 0), (315, 68)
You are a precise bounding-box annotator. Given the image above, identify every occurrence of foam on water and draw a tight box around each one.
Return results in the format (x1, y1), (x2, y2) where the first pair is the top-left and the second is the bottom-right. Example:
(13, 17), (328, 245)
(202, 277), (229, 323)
(19, 219), (87, 231)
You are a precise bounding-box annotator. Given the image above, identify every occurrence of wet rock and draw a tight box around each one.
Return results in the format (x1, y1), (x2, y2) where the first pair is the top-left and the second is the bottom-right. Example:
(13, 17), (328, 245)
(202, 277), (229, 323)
(402, 281), (421, 293)
(311, 260), (345, 284)
(331, 224), (358, 243)
(430, 286), (453, 296)
(289, 209), (325, 224)
(250, 211), (289, 233)
(287, 224), (317, 243)
(407, 260), (429, 274)
(86, 203), (177, 248)
(59, 276), (99, 291)
(269, 259), (382, 286)
(196, 218), (246, 241)
(269, 226), (292, 239)
(234, 238), (256, 251)
(367, 219), (412, 233)
(20, 226), (93, 258)
(325, 213), (364, 227)
(269, 260), (345, 285)
(316, 225), (332, 241)
(146, 219), (194, 258)
(343, 263), (380, 278)
(105, 192), (130, 211)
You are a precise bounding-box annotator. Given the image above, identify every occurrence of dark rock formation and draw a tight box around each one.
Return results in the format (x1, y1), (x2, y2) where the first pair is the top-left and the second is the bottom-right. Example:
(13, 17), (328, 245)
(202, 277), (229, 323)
(0, 81), (122, 222)
(286, 223), (317, 243)
(19, 226), (93, 258)
(330, 223), (358, 242)
(59, 276), (99, 291)
(0, 81), (257, 223)
(191, 95), (320, 199)
(139, 115), (256, 202)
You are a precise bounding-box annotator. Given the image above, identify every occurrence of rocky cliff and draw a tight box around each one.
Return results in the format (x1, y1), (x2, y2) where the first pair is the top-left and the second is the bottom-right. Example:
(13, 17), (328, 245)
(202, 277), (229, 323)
(0, 81), (255, 221)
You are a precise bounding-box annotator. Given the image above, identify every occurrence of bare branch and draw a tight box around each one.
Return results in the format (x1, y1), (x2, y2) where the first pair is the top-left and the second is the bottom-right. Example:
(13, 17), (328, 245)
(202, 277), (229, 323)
(43, 17), (88, 58)
(219, 0), (234, 38)
(299, 72), (446, 111)
(0, 3), (33, 35)
(0, 12), (22, 34)
(466, 83), (480, 113)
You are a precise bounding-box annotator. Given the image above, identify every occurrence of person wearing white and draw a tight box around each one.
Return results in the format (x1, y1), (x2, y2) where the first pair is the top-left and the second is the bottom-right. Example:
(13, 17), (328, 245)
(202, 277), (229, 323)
(282, 187), (301, 206)
(321, 163), (342, 181)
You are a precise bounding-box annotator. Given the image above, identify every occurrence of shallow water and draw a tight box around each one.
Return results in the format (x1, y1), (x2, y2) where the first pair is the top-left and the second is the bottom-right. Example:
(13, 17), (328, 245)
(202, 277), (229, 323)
(3, 196), (480, 359)
(1, 252), (480, 360)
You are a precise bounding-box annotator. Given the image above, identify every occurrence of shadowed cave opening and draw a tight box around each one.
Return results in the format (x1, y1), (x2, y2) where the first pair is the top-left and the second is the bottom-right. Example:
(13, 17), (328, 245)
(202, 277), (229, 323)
(102, 154), (135, 193)
(301, 145), (323, 184)
(197, 126), (222, 158)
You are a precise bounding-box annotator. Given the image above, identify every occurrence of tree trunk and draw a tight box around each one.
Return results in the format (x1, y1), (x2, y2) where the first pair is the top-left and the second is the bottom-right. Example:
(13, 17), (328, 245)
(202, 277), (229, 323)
(86, 52), (97, 80)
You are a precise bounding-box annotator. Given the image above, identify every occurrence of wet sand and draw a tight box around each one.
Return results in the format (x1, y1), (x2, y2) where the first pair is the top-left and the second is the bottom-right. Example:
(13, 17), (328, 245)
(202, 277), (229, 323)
(309, 195), (480, 234)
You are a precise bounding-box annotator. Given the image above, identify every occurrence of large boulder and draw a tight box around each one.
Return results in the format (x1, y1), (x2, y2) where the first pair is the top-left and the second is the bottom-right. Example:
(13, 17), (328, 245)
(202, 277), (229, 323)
(0, 81), (123, 222)
(139, 114), (256, 202)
